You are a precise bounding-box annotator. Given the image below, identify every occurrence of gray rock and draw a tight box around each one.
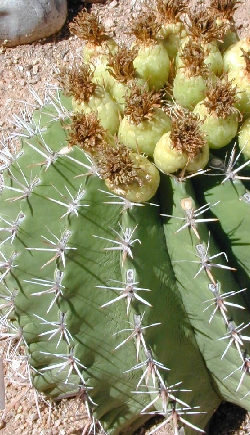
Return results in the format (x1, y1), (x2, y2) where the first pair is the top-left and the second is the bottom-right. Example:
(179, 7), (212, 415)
(0, 0), (68, 47)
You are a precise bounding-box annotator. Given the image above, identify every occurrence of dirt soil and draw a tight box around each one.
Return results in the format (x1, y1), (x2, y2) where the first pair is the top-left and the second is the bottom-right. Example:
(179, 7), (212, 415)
(1, 1), (250, 434)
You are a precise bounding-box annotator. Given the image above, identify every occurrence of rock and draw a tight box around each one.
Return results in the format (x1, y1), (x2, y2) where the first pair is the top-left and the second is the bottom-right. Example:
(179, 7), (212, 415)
(0, 0), (67, 47)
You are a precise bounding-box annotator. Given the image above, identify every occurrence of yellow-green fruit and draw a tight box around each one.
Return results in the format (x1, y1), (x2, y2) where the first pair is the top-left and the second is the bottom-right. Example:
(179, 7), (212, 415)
(203, 40), (223, 76)
(193, 102), (239, 149)
(110, 79), (148, 113)
(216, 17), (239, 52)
(83, 39), (118, 65)
(227, 68), (250, 114)
(72, 89), (120, 135)
(92, 65), (128, 111)
(173, 69), (208, 110)
(223, 38), (250, 72)
(186, 143), (209, 172)
(157, 21), (186, 60)
(92, 63), (115, 94)
(118, 109), (172, 157)
(238, 117), (250, 158)
(108, 79), (128, 112)
(176, 38), (223, 76)
(153, 132), (188, 174)
(96, 77), (147, 115)
(105, 154), (160, 203)
(133, 42), (170, 90)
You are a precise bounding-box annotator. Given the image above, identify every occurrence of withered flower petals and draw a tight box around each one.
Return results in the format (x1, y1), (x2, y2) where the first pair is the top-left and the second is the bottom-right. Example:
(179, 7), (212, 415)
(107, 46), (138, 83)
(240, 48), (250, 72)
(59, 64), (99, 103)
(130, 11), (161, 42)
(170, 109), (206, 159)
(210, 0), (241, 20)
(96, 142), (143, 187)
(68, 112), (107, 154)
(69, 9), (108, 44)
(155, 0), (188, 23)
(179, 39), (208, 77)
(124, 85), (161, 124)
(203, 75), (238, 118)
(187, 9), (226, 41)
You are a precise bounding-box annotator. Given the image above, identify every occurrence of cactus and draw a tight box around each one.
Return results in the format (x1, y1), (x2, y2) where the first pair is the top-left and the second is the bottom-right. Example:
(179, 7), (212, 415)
(2, 2), (250, 434)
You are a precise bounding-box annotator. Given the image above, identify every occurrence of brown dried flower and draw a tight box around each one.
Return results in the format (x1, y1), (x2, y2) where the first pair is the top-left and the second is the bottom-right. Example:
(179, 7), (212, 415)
(107, 46), (138, 83)
(170, 109), (206, 159)
(203, 75), (238, 118)
(187, 9), (226, 41)
(210, 0), (241, 21)
(69, 9), (108, 44)
(130, 11), (161, 42)
(155, 0), (188, 23)
(240, 48), (250, 72)
(179, 39), (208, 77)
(67, 112), (107, 154)
(59, 64), (100, 103)
(124, 84), (161, 124)
(96, 141), (143, 187)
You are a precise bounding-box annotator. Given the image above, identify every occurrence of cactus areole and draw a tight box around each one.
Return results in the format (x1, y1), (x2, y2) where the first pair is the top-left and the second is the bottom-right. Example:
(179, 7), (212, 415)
(2, 2), (250, 434)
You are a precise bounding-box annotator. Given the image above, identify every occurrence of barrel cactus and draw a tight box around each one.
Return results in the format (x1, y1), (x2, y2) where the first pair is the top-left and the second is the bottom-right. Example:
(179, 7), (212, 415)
(1, 1), (250, 434)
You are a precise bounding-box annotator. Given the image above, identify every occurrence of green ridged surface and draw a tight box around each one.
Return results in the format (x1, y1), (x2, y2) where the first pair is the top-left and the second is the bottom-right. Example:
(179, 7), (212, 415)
(159, 175), (250, 406)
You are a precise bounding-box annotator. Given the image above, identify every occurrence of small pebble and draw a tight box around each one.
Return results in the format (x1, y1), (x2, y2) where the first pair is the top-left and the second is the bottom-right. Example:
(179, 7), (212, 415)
(5, 59), (13, 66)
(32, 64), (39, 75)
(0, 420), (6, 429)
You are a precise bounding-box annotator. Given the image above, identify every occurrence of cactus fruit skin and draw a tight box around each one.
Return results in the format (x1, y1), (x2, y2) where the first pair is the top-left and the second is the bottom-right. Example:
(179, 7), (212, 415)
(132, 41), (170, 90)
(118, 109), (172, 157)
(3, 4), (250, 435)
